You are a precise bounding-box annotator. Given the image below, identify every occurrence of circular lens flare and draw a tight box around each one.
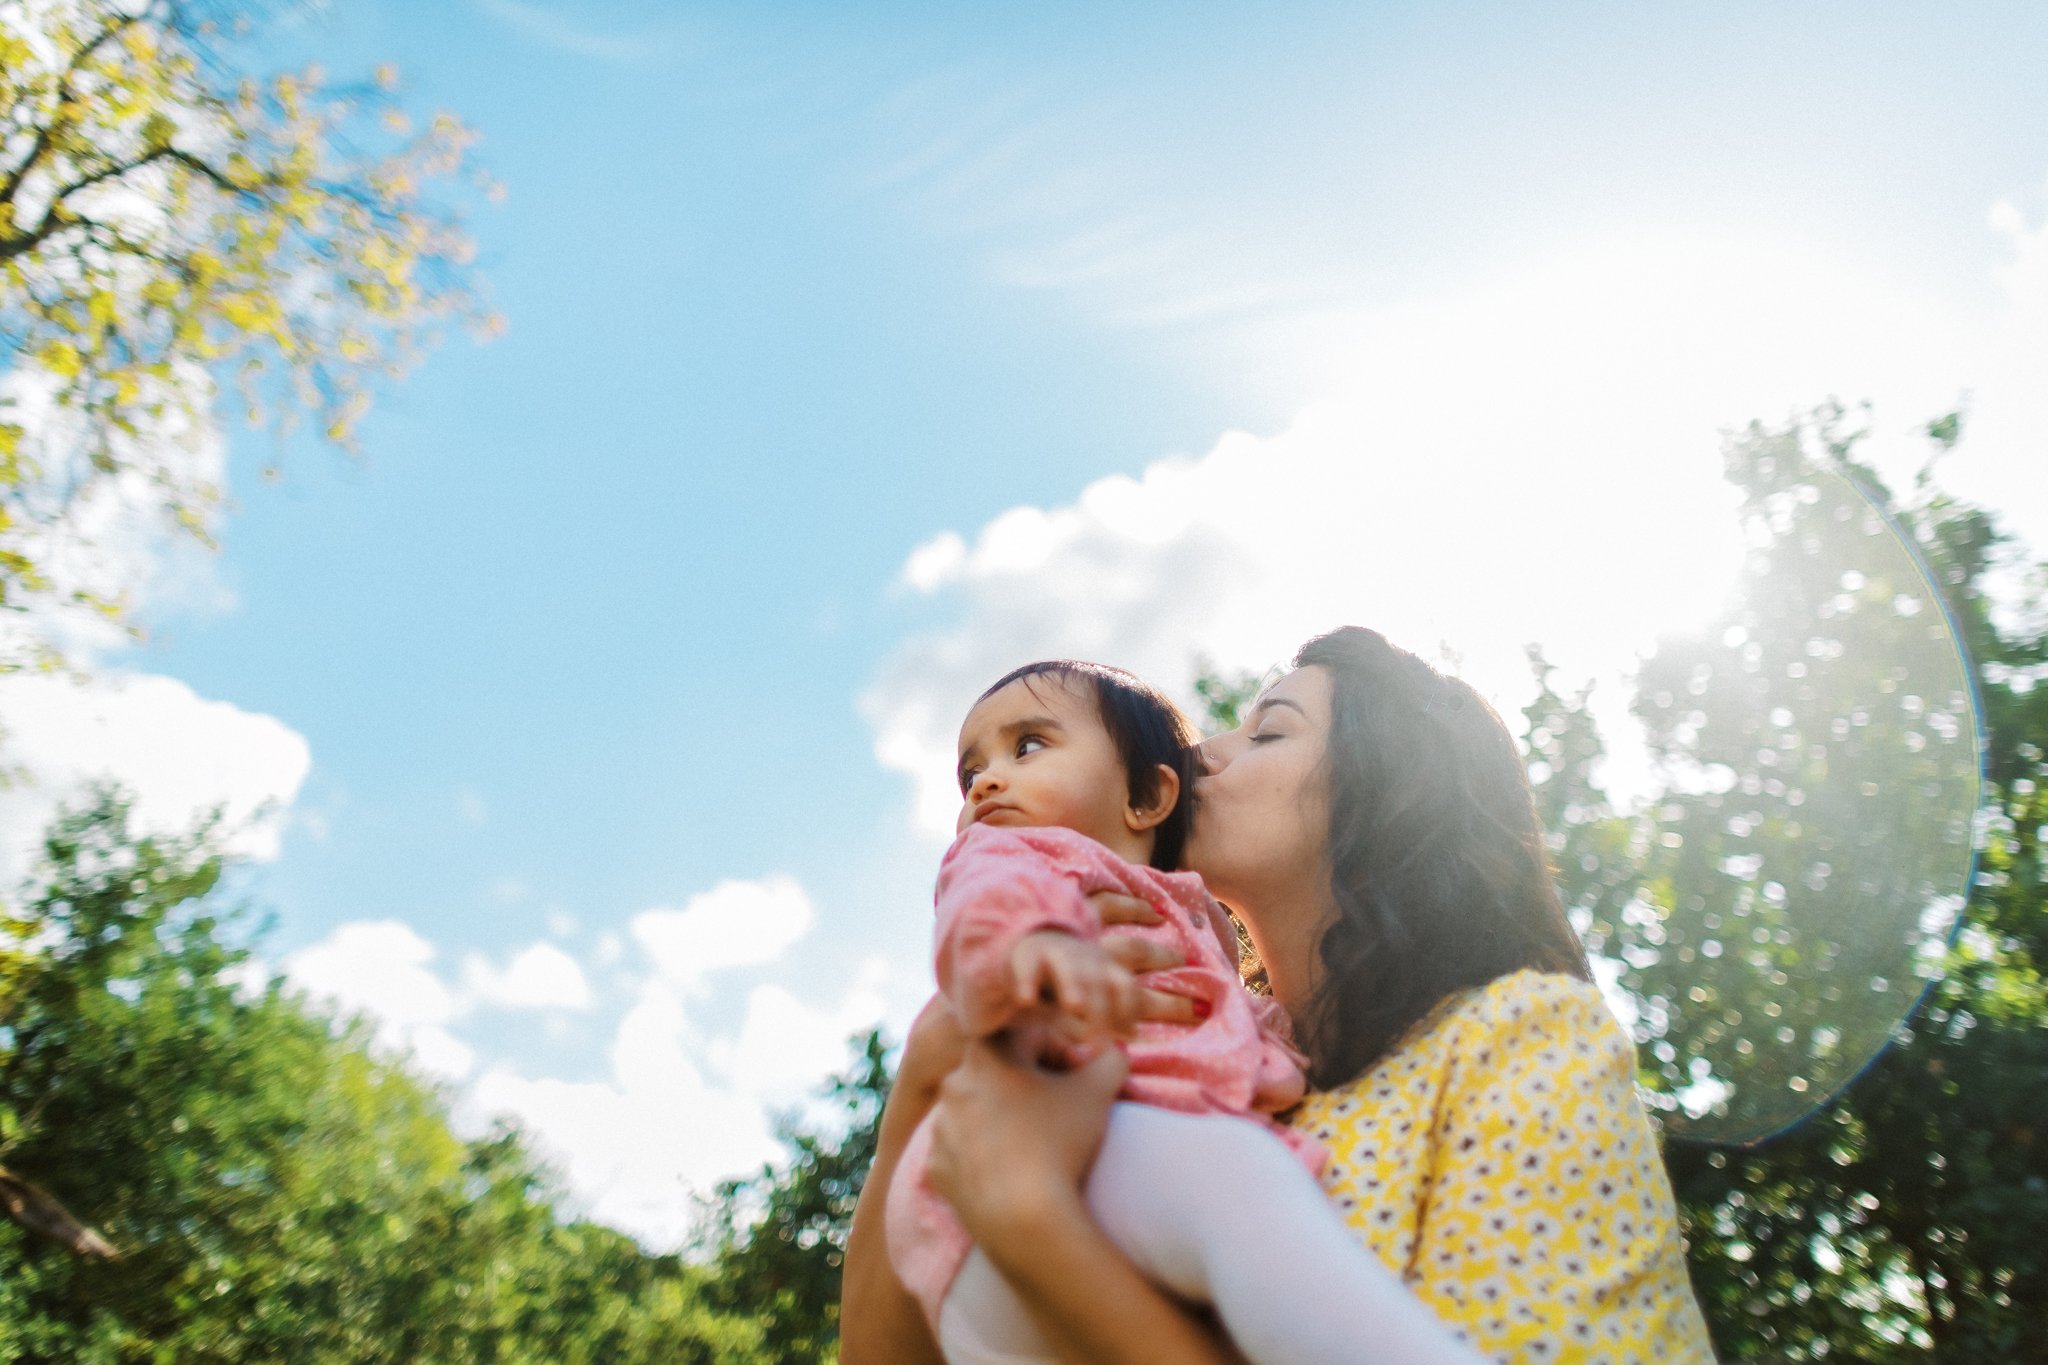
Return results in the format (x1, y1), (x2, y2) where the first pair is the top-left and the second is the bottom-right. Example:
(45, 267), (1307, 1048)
(1538, 415), (1984, 1146)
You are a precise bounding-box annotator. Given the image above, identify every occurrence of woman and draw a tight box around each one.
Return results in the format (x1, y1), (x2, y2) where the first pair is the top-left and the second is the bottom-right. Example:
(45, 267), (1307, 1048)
(843, 627), (1715, 1363)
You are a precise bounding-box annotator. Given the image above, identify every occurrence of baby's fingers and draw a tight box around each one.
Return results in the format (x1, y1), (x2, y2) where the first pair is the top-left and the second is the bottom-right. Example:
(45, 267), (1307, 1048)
(1137, 986), (1200, 1026)
(1087, 890), (1162, 928)
(1103, 963), (1140, 1038)
(1102, 934), (1185, 977)
(1051, 955), (1108, 1026)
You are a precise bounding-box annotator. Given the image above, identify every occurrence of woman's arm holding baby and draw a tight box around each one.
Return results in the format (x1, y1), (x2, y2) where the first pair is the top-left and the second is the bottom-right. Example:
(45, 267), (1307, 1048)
(840, 996), (961, 1365)
(839, 893), (1194, 1365)
(926, 1038), (1247, 1365)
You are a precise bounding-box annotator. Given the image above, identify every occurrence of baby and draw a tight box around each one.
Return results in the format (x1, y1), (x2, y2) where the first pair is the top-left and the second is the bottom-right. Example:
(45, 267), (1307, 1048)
(887, 661), (1422, 1365)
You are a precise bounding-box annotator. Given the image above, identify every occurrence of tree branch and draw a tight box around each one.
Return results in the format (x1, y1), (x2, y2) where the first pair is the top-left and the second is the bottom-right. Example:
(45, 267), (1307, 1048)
(165, 146), (266, 200)
(0, 13), (141, 210)
(0, 146), (180, 263)
(0, 1164), (120, 1259)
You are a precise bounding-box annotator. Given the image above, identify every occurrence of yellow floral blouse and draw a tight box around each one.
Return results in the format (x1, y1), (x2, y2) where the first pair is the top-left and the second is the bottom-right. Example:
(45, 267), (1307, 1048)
(1290, 969), (1716, 1364)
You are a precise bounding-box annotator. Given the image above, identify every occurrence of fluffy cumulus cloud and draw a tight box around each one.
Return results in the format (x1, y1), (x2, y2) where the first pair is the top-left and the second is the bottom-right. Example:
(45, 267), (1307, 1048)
(286, 919), (477, 1082)
(286, 928), (606, 1077)
(282, 876), (886, 1249)
(630, 875), (815, 991)
(866, 222), (2048, 833)
(463, 941), (593, 1011)
(0, 670), (312, 890)
(470, 957), (889, 1246)
(0, 357), (273, 889)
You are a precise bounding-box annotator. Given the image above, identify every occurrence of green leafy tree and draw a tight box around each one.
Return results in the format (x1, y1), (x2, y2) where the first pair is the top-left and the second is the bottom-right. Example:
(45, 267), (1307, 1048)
(1528, 408), (2046, 1360)
(0, 0), (493, 668)
(0, 794), (769, 1362)
(699, 1030), (894, 1363)
(1192, 661), (1263, 734)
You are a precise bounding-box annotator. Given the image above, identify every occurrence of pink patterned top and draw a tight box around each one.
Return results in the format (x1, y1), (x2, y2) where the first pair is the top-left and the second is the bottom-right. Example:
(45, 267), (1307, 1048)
(884, 823), (1324, 1330)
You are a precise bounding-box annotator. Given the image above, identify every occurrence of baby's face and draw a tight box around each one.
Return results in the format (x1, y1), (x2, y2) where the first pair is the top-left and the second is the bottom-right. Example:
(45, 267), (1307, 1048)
(955, 675), (1134, 850)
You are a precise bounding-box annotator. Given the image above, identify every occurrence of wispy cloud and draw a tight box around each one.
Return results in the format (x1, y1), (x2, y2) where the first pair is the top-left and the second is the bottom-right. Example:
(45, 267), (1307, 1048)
(0, 672), (312, 889)
(471, 0), (688, 66)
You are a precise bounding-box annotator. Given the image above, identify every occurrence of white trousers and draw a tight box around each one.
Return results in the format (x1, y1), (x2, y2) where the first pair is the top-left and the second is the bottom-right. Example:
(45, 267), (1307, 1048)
(936, 1103), (1480, 1365)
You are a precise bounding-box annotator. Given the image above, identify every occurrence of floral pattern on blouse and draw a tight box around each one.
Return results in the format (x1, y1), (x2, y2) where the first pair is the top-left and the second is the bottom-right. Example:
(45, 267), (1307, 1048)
(1291, 969), (1717, 1365)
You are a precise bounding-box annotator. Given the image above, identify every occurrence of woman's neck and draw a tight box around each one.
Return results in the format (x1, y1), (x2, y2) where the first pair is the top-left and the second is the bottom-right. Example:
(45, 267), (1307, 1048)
(1241, 886), (1335, 1026)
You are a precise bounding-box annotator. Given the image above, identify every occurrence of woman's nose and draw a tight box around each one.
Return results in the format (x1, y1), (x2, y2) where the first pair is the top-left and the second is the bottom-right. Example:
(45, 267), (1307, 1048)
(1194, 735), (1231, 774)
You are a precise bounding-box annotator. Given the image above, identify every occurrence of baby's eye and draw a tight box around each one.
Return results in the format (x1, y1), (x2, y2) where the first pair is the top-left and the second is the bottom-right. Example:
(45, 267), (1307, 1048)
(1015, 735), (1048, 758)
(957, 763), (983, 794)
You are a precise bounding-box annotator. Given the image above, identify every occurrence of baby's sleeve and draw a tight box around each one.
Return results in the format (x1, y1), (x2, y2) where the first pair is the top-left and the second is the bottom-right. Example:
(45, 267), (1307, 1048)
(933, 826), (1101, 1037)
(1247, 995), (1311, 1114)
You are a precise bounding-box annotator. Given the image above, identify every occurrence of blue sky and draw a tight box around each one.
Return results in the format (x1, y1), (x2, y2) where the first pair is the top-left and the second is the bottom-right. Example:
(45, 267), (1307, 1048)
(6, 0), (2047, 1242)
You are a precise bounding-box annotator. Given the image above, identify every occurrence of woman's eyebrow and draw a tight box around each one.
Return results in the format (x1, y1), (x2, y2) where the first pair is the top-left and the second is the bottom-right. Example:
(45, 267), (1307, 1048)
(1251, 697), (1306, 720)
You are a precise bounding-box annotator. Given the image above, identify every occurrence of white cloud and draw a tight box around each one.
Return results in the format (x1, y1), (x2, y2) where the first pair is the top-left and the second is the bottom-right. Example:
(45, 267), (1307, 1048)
(630, 875), (815, 990)
(285, 919), (475, 1082)
(863, 225), (2048, 835)
(463, 941), (592, 1011)
(465, 978), (773, 1246)
(0, 360), (232, 670)
(0, 670), (312, 891)
(708, 959), (891, 1112)
(277, 873), (885, 1249)
(463, 953), (891, 1248)
(900, 529), (968, 591)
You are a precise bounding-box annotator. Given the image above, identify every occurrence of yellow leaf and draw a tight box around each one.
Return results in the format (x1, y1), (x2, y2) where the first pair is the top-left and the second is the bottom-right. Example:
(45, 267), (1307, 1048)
(37, 341), (81, 379)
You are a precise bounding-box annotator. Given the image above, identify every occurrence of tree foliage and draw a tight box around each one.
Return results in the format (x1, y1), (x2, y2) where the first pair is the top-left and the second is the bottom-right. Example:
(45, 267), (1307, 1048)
(0, 0), (492, 667)
(0, 794), (768, 1363)
(1529, 407), (2046, 1360)
(695, 1030), (893, 1363)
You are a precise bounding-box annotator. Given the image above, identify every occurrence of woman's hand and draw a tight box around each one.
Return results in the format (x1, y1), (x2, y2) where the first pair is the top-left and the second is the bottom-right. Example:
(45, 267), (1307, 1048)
(1089, 889), (1200, 1026)
(925, 1033), (1128, 1254)
(924, 1034), (1246, 1364)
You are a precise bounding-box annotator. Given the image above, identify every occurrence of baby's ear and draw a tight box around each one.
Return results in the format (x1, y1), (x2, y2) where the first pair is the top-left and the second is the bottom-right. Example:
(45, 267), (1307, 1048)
(1124, 763), (1182, 833)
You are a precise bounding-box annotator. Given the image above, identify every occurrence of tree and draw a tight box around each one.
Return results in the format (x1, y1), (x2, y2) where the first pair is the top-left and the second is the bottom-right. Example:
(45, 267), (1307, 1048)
(0, 794), (770, 1362)
(1529, 407), (2046, 1360)
(0, 0), (492, 668)
(1192, 661), (1263, 734)
(698, 1030), (894, 1363)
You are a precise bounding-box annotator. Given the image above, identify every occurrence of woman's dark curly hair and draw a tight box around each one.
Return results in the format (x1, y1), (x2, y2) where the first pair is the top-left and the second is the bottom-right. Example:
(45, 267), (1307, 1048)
(1292, 627), (1590, 1089)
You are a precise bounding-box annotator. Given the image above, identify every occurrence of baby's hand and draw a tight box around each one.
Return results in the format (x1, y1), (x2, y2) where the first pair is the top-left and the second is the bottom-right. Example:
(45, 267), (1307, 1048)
(1009, 930), (1139, 1045)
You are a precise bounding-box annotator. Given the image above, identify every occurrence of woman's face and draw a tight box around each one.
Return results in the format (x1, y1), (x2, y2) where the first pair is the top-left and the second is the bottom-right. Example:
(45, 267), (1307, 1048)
(1183, 664), (1335, 932)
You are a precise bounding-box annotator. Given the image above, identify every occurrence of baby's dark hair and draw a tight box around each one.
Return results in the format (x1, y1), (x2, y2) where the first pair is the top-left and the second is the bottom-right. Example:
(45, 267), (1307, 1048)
(976, 660), (1201, 871)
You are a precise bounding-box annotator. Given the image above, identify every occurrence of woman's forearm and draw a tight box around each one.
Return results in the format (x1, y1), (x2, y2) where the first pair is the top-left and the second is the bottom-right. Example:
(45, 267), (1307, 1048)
(980, 1188), (1244, 1365)
(839, 999), (964, 1365)
(840, 1166), (941, 1364)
